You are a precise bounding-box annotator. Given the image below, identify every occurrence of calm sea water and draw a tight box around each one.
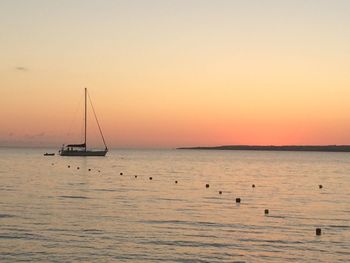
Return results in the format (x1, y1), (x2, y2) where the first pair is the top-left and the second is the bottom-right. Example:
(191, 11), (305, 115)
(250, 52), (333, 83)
(1, 148), (349, 262)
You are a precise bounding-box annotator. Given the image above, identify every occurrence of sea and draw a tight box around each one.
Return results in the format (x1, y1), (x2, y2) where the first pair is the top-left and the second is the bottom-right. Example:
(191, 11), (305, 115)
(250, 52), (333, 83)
(0, 148), (349, 262)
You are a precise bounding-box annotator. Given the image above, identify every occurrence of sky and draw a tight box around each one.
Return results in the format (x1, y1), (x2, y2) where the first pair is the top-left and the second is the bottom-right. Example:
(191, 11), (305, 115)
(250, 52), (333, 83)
(1, 0), (350, 148)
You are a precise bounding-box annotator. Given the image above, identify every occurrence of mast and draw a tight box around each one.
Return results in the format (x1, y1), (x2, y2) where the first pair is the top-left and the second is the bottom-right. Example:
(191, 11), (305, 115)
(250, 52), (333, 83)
(84, 87), (87, 151)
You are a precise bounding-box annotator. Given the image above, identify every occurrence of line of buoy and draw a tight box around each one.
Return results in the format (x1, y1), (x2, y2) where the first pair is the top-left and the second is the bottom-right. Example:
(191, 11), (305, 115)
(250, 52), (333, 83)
(58, 165), (325, 236)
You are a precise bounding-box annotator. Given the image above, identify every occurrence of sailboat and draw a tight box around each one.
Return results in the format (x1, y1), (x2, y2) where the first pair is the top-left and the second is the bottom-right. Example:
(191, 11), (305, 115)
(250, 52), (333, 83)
(59, 88), (108, 156)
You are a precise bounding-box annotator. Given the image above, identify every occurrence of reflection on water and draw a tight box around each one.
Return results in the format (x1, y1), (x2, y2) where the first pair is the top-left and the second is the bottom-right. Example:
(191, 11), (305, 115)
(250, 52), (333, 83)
(0, 148), (350, 262)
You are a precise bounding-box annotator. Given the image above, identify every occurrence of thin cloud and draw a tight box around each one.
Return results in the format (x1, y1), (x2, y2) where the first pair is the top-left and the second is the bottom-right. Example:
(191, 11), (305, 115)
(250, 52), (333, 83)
(15, 66), (28, 71)
(24, 132), (46, 139)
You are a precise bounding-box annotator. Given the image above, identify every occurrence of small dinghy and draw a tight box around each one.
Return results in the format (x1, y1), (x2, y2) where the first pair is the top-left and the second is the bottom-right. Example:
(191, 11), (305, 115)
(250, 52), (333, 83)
(44, 153), (55, 156)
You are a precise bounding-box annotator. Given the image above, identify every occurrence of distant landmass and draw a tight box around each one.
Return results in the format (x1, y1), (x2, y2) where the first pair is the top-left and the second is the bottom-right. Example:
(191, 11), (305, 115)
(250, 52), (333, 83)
(177, 145), (350, 152)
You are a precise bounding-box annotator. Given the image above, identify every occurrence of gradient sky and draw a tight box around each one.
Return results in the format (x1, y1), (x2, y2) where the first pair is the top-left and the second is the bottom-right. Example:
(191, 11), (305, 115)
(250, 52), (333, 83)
(1, 0), (350, 148)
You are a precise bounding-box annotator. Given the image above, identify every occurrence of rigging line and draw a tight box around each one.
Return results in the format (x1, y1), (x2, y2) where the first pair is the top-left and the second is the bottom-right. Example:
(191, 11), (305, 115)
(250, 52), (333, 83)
(87, 91), (108, 149)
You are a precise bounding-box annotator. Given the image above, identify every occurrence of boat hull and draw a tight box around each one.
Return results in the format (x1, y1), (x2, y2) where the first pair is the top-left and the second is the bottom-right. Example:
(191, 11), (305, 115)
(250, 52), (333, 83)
(59, 150), (107, 157)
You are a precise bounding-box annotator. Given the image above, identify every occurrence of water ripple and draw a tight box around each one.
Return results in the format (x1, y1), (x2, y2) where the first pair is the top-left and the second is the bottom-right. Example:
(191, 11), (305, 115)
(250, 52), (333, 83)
(0, 214), (16, 218)
(58, 195), (90, 199)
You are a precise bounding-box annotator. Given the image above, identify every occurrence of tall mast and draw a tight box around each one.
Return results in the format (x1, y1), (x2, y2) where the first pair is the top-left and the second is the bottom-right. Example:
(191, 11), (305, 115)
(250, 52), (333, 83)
(84, 87), (87, 151)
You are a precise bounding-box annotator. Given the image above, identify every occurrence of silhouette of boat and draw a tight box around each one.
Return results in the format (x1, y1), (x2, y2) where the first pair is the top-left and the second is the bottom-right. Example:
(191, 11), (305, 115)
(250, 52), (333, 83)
(59, 88), (108, 157)
(44, 153), (55, 156)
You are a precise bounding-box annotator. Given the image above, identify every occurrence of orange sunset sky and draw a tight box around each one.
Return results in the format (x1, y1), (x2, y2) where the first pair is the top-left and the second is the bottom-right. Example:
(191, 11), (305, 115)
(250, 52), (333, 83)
(1, 0), (350, 148)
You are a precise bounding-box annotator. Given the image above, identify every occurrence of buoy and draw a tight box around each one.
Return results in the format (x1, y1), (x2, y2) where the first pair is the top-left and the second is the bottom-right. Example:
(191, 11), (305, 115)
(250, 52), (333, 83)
(175, 180), (178, 184)
(252, 184), (255, 188)
(319, 185), (323, 189)
(77, 167), (80, 170)
(120, 172), (123, 175)
(68, 165), (70, 168)
(219, 191), (222, 194)
(236, 198), (241, 203)
(88, 168), (91, 171)
(264, 209), (269, 215)
(98, 170), (101, 173)
(135, 175), (137, 178)
(149, 177), (153, 180)
(316, 228), (322, 235)
(206, 184), (210, 188)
